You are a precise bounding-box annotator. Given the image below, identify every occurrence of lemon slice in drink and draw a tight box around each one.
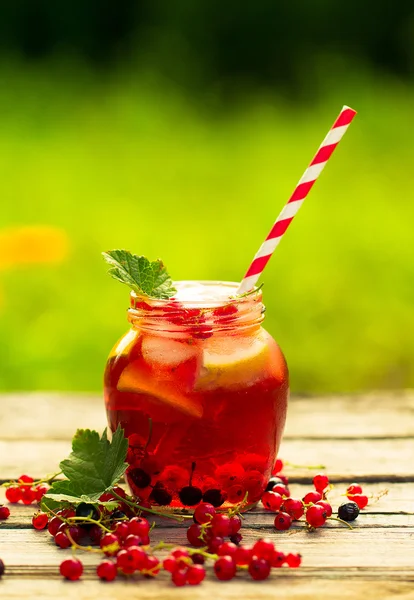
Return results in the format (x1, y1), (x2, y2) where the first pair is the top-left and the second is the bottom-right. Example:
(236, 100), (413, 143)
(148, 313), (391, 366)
(196, 332), (273, 390)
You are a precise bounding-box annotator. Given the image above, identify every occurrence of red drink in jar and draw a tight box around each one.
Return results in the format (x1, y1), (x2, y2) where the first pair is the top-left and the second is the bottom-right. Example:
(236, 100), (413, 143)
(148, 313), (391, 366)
(104, 281), (288, 509)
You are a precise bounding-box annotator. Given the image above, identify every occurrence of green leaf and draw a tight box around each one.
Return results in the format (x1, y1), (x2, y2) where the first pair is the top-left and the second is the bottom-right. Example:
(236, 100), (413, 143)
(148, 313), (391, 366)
(102, 250), (176, 299)
(42, 426), (128, 511)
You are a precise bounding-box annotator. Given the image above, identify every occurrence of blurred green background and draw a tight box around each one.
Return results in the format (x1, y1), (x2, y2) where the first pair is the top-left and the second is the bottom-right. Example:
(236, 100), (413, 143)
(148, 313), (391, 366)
(1, 1), (413, 394)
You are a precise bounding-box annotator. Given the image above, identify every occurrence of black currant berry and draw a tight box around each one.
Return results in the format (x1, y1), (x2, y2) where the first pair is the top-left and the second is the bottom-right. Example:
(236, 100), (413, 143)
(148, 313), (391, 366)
(265, 476), (284, 492)
(179, 486), (203, 506)
(230, 533), (243, 545)
(150, 483), (173, 506)
(75, 502), (99, 521)
(111, 510), (126, 520)
(129, 468), (151, 489)
(202, 488), (226, 507)
(338, 501), (360, 521)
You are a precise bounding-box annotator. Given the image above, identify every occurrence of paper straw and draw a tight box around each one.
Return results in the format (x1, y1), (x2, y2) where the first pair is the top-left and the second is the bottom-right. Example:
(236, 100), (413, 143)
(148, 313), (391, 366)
(237, 105), (357, 294)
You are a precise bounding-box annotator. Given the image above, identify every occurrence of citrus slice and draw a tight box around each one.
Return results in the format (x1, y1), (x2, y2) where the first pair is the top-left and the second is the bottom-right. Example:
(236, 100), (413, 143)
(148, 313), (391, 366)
(118, 360), (203, 418)
(196, 332), (274, 390)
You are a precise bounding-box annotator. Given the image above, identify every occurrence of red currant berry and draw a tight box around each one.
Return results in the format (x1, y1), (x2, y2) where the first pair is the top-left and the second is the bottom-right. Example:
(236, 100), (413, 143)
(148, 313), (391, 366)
(262, 491), (283, 511)
(116, 546), (146, 574)
(0, 506), (10, 520)
(228, 514), (242, 535)
(316, 500), (333, 517)
(282, 498), (304, 520)
(54, 531), (71, 549)
(18, 475), (34, 486)
(171, 548), (190, 559)
(207, 535), (225, 554)
(5, 487), (22, 503)
(229, 533), (243, 545)
(217, 541), (237, 557)
(303, 491), (323, 504)
(352, 494), (369, 509)
(172, 568), (188, 587)
(234, 544), (253, 566)
(274, 511), (293, 531)
(128, 516), (150, 537)
(248, 556), (271, 580)
(186, 564), (206, 585)
(191, 553), (205, 565)
(252, 538), (275, 561)
(347, 483), (363, 496)
(57, 524), (82, 544)
(34, 485), (49, 502)
(285, 552), (302, 568)
(143, 555), (160, 576)
(100, 533), (120, 556)
(114, 522), (129, 540)
(214, 556), (237, 581)
(193, 502), (216, 524)
(97, 559), (117, 581)
(21, 488), (36, 505)
(306, 505), (327, 528)
(211, 514), (231, 537)
(32, 513), (48, 530)
(48, 516), (63, 537)
(272, 484), (290, 497)
(89, 524), (103, 545)
(271, 551), (286, 567)
(313, 474), (329, 493)
(60, 558), (83, 581)
(272, 458), (284, 475)
(124, 534), (142, 547)
(186, 523), (205, 547)
(163, 556), (179, 573)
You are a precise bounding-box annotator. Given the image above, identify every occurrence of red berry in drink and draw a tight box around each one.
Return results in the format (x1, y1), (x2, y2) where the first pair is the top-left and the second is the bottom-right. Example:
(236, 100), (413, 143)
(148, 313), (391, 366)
(234, 544), (253, 566)
(202, 488), (226, 507)
(272, 458), (284, 474)
(306, 505), (327, 528)
(193, 502), (216, 524)
(215, 462), (245, 488)
(262, 491), (283, 511)
(128, 516), (150, 537)
(172, 568), (188, 587)
(55, 531), (71, 549)
(228, 514), (242, 535)
(347, 483), (363, 496)
(186, 523), (205, 547)
(211, 514), (231, 537)
(313, 474), (329, 493)
(97, 559), (117, 581)
(272, 484), (290, 497)
(285, 552), (302, 568)
(5, 487), (22, 503)
(282, 498), (304, 520)
(252, 538), (275, 561)
(60, 558), (83, 581)
(214, 556), (237, 581)
(352, 494), (369, 509)
(186, 564), (206, 585)
(32, 513), (48, 530)
(303, 491), (323, 504)
(0, 506), (10, 520)
(274, 511), (292, 530)
(248, 556), (271, 580)
(316, 500), (333, 517)
(217, 541), (238, 557)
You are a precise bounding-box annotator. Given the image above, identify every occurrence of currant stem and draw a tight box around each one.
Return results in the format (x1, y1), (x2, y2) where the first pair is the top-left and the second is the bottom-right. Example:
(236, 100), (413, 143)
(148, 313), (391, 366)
(111, 491), (193, 522)
(328, 516), (354, 530)
(1, 471), (62, 488)
(284, 461), (326, 470)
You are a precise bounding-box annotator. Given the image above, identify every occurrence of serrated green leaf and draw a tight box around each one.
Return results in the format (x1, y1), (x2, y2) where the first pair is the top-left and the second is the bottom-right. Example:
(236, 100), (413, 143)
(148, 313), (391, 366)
(43, 426), (128, 511)
(102, 250), (176, 299)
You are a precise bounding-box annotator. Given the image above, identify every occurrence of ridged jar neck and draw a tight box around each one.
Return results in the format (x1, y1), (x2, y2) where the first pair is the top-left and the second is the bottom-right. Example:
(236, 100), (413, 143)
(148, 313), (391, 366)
(127, 280), (265, 336)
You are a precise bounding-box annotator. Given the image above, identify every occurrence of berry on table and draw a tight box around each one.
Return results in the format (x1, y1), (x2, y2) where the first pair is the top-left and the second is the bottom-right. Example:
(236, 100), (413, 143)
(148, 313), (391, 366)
(302, 491), (323, 504)
(128, 516), (150, 537)
(194, 502), (216, 524)
(0, 506), (10, 520)
(228, 514), (242, 535)
(5, 487), (22, 504)
(313, 473), (330, 493)
(265, 476), (284, 492)
(100, 533), (120, 555)
(186, 523), (205, 547)
(347, 483), (363, 496)
(272, 458), (284, 475)
(272, 484), (290, 497)
(351, 494), (369, 509)
(144, 555), (161, 576)
(0, 558), (4, 577)
(55, 531), (72, 549)
(18, 475), (34, 487)
(285, 552), (302, 568)
(229, 533), (243, 545)
(60, 558), (83, 581)
(214, 556), (237, 581)
(124, 534), (142, 548)
(217, 541), (238, 557)
(211, 514), (231, 537)
(252, 538), (275, 561)
(282, 498), (304, 520)
(172, 568), (188, 587)
(75, 502), (99, 521)
(186, 564), (206, 585)
(97, 560), (118, 581)
(316, 500), (333, 517)
(338, 502), (360, 521)
(274, 511), (293, 531)
(234, 545), (253, 566)
(271, 551), (286, 567)
(248, 556), (271, 580)
(32, 512), (49, 530)
(21, 488), (36, 505)
(207, 535), (225, 554)
(48, 516), (63, 537)
(163, 555), (179, 573)
(305, 505), (327, 528)
(262, 491), (283, 511)
(34, 485), (49, 502)
(116, 546), (147, 574)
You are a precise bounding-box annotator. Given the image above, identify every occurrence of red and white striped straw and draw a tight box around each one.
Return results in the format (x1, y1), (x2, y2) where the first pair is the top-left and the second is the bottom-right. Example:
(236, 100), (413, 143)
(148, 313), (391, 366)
(237, 105), (357, 294)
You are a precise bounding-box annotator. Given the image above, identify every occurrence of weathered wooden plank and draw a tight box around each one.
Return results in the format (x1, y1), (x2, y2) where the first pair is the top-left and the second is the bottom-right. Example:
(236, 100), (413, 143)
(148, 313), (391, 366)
(1, 391), (414, 441)
(1, 438), (414, 481)
(0, 576), (413, 600)
(1, 527), (414, 568)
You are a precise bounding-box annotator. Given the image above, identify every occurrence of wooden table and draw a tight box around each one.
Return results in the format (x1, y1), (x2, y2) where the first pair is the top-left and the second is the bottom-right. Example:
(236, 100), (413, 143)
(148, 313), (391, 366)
(1, 392), (414, 599)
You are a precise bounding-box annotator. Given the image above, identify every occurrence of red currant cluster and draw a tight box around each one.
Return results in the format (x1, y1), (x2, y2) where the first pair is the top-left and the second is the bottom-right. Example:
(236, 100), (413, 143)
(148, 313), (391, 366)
(4, 475), (49, 505)
(187, 502), (243, 551)
(346, 483), (369, 509)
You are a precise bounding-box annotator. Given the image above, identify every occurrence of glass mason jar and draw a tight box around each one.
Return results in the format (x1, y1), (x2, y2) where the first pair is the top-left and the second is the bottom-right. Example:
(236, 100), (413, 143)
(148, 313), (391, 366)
(104, 281), (288, 510)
